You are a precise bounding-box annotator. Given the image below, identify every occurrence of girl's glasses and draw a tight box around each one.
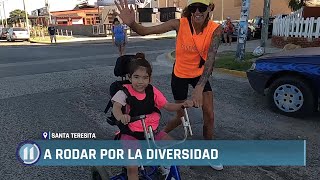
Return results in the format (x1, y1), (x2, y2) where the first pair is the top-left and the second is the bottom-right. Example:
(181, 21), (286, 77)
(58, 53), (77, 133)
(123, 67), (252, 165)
(188, 4), (208, 13)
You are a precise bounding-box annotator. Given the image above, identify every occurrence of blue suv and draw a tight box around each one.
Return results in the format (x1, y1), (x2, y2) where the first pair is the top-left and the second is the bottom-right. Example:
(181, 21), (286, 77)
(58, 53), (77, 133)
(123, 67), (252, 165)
(247, 47), (320, 117)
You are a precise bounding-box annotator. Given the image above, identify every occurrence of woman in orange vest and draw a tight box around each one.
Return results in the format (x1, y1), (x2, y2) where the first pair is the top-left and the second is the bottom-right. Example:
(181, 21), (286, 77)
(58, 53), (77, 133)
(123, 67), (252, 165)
(114, 0), (223, 171)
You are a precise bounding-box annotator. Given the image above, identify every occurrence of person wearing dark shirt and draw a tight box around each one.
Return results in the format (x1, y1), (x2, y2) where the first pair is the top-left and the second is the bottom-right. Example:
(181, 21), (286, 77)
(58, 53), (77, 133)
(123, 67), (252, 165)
(48, 25), (57, 43)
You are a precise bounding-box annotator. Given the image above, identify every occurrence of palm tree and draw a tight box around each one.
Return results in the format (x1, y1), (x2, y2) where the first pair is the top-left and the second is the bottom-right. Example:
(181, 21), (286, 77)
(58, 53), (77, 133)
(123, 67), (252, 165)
(288, 0), (306, 11)
(9, 9), (27, 26)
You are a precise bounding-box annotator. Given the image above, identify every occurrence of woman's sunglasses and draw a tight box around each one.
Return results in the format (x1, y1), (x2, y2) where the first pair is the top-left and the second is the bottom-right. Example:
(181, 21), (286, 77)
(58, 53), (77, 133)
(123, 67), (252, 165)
(188, 4), (209, 13)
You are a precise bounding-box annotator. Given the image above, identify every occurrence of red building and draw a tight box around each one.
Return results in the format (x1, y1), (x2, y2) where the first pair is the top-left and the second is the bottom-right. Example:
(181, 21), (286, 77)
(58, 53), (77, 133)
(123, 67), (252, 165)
(51, 8), (100, 26)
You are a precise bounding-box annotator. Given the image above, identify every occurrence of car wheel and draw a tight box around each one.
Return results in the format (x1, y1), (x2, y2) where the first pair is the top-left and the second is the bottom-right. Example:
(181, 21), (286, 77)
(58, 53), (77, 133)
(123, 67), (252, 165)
(267, 76), (315, 117)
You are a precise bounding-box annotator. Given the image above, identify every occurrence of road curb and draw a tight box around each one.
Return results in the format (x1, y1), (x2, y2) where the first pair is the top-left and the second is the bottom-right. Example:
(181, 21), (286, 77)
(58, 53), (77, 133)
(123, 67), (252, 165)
(29, 40), (51, 44)
(28, 35), (175, 45)
(166, 50), (247, 78)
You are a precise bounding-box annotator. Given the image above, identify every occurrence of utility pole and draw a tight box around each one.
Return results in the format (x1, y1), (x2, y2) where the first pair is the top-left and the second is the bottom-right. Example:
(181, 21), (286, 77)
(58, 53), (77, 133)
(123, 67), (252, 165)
(45, 0), (52, 24)
(260, 0), (270, 49)
(235, 0), (251, 61)
(22, 0), (30, 31)
(221, 0), (224, 22)
(0, 7), (4, 27)
(1, 1), (8, 27)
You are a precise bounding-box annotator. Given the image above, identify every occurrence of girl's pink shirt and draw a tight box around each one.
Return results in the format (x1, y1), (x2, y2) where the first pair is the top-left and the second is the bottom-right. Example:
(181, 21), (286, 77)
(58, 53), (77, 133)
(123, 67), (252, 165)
(111, 84), (168, 132)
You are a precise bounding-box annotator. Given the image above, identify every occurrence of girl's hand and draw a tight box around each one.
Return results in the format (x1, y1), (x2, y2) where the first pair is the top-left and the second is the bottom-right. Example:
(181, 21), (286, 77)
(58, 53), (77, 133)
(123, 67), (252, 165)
(120, 114), (131, 125)
(183, 100), (194, 108)
(114, 0), (136, 27)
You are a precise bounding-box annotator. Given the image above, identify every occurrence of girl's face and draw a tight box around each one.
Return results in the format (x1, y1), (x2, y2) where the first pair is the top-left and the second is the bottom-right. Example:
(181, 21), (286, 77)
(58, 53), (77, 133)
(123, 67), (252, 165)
(189, 3), (211, 25)
(129, 67), (151, 93)
(114, 21), (120, 25)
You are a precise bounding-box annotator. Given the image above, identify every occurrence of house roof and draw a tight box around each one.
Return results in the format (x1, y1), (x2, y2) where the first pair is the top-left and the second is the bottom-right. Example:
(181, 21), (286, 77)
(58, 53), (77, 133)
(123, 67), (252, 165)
(54, 13), (82, 19)
(51, 8), (98, 14)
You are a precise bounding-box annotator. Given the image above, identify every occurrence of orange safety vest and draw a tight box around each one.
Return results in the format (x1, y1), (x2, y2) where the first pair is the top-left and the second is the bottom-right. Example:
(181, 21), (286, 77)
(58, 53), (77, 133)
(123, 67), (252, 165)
(174, 17), (219, 78)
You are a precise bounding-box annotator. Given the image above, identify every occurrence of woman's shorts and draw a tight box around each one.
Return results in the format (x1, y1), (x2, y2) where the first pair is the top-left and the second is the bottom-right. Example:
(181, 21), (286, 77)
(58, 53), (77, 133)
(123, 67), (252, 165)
(224, 32), (233, 36)
(171, 73), (212, 101)
(115, 39), (126, 47)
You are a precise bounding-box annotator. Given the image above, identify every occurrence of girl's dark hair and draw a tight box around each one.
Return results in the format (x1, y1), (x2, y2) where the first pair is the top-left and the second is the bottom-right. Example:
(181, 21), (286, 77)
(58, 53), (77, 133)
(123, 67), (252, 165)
(113, 18), (119, 24)
(128, 53), (152, 77)
(182, 5), (212, 32)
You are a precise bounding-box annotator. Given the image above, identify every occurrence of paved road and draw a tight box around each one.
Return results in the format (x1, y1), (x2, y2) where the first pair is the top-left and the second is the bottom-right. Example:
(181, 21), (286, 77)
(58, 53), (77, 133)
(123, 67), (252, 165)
(0, 40), (33, 46)
(0, 39), (319, 180)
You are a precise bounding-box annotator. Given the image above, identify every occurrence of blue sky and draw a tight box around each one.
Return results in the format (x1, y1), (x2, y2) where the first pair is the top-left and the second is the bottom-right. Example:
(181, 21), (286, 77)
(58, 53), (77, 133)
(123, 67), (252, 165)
(0, 0), (82, 19)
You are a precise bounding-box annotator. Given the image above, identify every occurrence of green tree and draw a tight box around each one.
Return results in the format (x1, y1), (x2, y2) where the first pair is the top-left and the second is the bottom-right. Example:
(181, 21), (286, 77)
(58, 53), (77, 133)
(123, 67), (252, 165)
(288, 0), (306, 11)
(9, 9), (28, 25)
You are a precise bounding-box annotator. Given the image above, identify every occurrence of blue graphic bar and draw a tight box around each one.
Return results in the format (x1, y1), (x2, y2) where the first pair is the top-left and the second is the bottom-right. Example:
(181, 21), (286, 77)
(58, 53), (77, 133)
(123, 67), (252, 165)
(29, 140), (305, 166)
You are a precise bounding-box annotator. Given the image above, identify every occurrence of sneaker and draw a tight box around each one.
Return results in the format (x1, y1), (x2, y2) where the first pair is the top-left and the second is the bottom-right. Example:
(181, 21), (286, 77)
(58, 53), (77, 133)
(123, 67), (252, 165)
(208, 162), (224, 171)
(159, 166), (170, 176)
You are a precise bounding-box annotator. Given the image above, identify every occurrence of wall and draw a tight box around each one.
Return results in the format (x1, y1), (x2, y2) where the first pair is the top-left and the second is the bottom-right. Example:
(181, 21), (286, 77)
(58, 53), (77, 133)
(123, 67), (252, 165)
(303, 7), (320, 19)
(271, 36), (320, 48)
(52, 8), (99, 16)
(175, 0), (292, 21)
(56, 24), (107, 37)
(72, 19), (84, 24)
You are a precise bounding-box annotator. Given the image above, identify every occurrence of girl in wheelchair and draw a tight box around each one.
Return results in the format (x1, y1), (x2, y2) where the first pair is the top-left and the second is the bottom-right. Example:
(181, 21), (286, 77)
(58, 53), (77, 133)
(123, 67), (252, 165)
(111, 53), (193, 180)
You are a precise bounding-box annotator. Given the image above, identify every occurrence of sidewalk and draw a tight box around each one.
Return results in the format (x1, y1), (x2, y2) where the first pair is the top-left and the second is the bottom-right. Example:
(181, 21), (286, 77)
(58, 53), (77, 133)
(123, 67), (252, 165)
(156, 38), (282, 78)
(165, 39), (282, 61)
(219, 39), (282, 54)
(34, 31), (177, 44)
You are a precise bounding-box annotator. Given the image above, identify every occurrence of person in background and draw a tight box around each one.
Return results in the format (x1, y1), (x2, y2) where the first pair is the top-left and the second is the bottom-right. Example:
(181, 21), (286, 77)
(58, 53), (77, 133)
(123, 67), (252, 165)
(48, 24), (57, 44)
(112, 18), (127, 56)
(223, 17), (234, 46)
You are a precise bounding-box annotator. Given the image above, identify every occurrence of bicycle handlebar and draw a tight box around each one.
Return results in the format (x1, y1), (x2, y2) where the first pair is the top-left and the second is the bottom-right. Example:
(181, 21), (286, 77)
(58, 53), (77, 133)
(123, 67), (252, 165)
(128, 107), (193, 149)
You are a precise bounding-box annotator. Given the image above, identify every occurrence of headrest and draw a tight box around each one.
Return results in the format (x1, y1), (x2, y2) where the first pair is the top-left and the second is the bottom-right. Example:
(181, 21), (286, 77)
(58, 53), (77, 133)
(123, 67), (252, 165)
(114, 55), (135, 77)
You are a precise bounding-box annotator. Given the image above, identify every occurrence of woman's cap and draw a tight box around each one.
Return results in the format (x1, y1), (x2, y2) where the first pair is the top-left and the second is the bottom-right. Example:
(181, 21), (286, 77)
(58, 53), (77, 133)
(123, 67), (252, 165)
(187, 0), (210, 6)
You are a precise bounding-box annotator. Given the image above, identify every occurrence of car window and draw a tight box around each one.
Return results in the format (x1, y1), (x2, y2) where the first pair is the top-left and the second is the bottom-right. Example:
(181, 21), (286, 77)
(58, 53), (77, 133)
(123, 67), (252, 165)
(13, 28), (27, 31)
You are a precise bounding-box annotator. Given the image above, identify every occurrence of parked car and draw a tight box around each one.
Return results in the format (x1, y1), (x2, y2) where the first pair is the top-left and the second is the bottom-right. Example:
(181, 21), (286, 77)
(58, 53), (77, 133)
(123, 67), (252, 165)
(247, 47), (320, 117)
(251, 16), (275, 38)
(6, 27), (30, 41)
(0, 27), (9, 40)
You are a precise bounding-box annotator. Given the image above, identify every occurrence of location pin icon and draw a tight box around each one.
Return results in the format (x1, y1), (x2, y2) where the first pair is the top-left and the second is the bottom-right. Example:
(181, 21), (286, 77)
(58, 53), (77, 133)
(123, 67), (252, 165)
(43, 132), (48, 139)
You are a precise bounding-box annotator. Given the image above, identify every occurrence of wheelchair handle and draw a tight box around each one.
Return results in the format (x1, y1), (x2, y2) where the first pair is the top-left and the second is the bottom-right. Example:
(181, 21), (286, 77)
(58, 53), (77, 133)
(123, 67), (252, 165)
(130, 115), (146, 123)
(181, 105), (198, 109)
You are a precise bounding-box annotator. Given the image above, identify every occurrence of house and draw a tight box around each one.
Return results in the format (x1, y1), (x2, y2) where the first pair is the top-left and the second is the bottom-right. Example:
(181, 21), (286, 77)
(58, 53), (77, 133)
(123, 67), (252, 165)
(189, 0), (291, 21)
(127, 0), (292, 20)
(272, 5), (320, 48)
(51, 8), (100, 26)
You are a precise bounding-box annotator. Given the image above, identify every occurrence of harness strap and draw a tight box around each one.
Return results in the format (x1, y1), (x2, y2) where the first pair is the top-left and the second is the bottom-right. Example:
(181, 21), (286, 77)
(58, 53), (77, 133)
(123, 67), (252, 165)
(117, 128), (160, 140)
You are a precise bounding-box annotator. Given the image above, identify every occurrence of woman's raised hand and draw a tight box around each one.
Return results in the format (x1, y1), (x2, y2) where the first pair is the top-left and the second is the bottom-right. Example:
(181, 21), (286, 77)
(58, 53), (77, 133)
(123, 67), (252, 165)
(114, 0), (136, 26)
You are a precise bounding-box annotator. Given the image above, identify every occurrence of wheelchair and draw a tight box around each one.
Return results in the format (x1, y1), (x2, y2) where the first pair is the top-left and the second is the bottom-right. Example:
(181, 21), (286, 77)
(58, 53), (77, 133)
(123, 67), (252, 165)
(92, 55), (193, 180)
(92, 108), (193, 180)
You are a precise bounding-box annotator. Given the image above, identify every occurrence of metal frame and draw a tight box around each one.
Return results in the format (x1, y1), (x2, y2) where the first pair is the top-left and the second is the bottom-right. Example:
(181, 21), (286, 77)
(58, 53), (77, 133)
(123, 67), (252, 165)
(109, 108), (193, 180)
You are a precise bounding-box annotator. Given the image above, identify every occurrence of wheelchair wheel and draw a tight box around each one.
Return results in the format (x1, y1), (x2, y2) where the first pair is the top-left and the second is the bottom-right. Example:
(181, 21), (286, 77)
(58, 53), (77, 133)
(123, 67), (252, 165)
(138, 166), (163, 180)
(91, 167), (112, 180)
